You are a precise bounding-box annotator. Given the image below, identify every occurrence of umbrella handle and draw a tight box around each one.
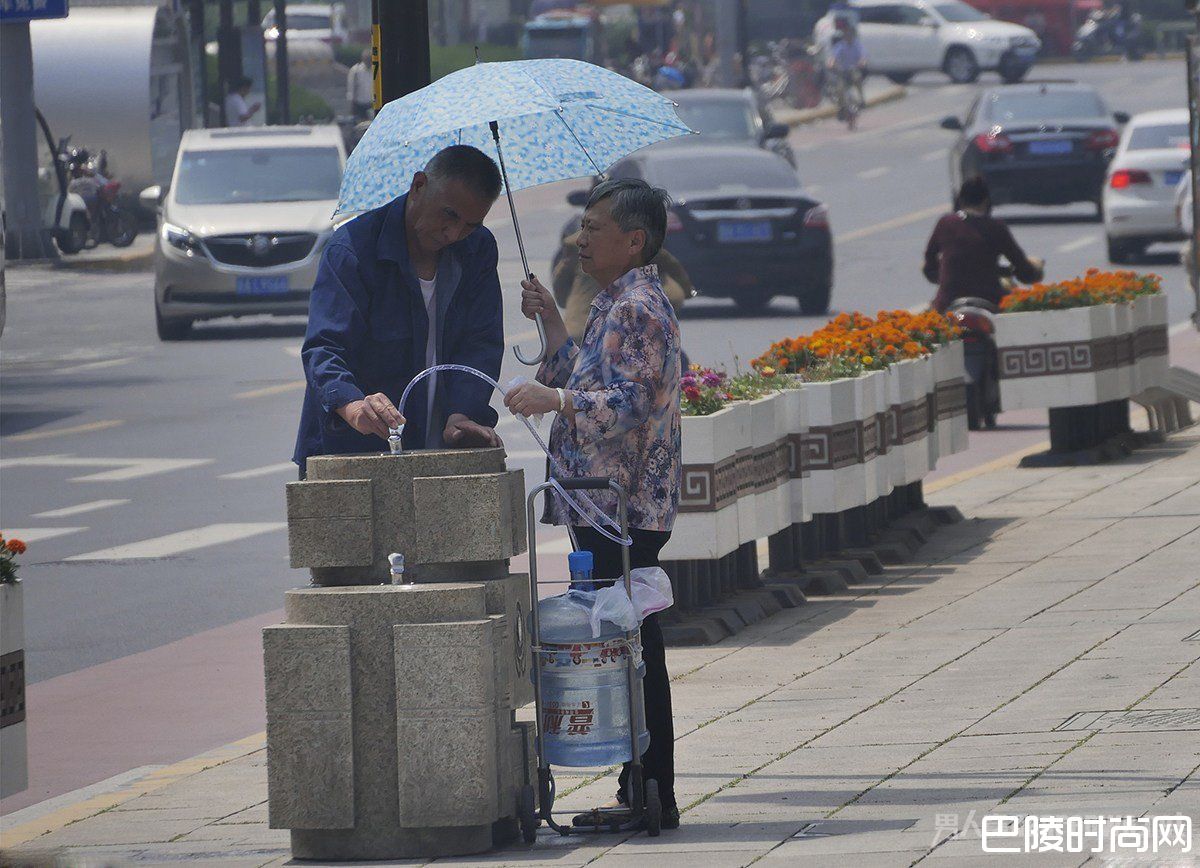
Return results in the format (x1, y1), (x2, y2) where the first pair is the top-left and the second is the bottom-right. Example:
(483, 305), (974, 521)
(515, 312), (548, 366)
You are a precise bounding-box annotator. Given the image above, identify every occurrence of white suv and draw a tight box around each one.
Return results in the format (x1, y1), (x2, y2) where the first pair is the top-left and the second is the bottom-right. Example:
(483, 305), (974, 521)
(814, 0), (1041, 85)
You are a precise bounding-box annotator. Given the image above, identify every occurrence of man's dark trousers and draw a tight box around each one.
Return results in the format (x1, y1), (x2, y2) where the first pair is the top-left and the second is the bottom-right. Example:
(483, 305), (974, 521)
(572, 525), (676, 812)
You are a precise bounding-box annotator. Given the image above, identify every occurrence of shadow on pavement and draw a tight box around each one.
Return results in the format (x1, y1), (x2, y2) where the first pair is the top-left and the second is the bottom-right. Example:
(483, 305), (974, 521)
(187, 320), (308, 341)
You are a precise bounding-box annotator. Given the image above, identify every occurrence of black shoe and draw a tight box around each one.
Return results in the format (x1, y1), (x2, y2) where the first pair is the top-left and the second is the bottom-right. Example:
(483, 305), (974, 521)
(661, 805), (681, 830)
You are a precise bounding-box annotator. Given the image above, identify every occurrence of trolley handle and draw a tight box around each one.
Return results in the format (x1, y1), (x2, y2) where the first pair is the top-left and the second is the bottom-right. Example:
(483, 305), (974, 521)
(554, 476), (612, 491)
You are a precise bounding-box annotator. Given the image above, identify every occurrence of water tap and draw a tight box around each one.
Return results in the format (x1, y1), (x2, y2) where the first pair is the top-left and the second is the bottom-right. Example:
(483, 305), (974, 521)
(388, 424), (404, 454)
(388, 552), (406, 585)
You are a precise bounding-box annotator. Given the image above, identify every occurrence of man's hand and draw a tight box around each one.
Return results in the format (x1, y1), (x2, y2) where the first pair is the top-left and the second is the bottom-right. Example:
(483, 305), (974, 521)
(505, 381), (562, 418)
(444, 413), (502, 448)
(336, 393), (404, 440)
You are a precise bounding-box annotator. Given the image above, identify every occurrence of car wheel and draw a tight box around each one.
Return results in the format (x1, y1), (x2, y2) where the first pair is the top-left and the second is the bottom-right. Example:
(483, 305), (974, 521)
(886, 72), (914, 85)
(1107, 236), (1132, 264)
(110, 209), (138, 248)
(944, 47), (979, 84)
(57, 213), (88, 255)
(155, 301), (192, 341)
(998, 62), (1029, 84)
(798, 283), (831, 316)
(735, 293), (772, 315)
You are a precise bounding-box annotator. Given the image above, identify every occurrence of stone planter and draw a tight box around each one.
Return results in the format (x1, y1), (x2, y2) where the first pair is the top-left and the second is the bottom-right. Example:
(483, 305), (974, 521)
(739, 394), (791, 547)
(931, 341), (969, 461)
(888, 358), (931, 487)
(802, 376), (865, 515)
(778, 386), (810, 525)
(1, 581), (27, 799)
(1133, 292), (1169, 393)
(853, 371), (883, 510)
(996, 303), (1133, 409)
(1111, 301), (1136, 400)
(870, 369), (894, 501)
(663, 401), (750, 561)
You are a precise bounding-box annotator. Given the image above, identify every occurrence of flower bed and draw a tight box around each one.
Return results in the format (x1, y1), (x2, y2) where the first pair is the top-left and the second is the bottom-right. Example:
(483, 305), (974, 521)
(996, 270), (1166, 410)
(664, 311), (966, 563)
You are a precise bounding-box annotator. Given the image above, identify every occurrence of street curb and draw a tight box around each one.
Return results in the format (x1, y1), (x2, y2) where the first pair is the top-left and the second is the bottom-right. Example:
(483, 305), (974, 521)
(1, 732), (266, 848)
(52, 247), (154, 273)
(1037, 51), (1184, 64)
(776, 84), (907, 128)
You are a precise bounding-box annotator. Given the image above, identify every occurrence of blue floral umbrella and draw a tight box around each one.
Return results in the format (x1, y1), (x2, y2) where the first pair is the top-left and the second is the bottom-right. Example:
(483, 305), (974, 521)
(336, 58), (694, 364)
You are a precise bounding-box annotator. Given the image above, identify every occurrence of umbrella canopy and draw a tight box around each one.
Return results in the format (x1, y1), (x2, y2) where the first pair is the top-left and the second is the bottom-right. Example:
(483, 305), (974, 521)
(336, 58), (693, 214)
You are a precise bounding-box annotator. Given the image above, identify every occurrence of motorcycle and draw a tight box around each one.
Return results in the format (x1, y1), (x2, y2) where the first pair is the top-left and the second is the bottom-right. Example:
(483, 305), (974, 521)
(63, 147), (138, 252)
(1072, 8), (1142, 62)
(946, 297), (1000, 430)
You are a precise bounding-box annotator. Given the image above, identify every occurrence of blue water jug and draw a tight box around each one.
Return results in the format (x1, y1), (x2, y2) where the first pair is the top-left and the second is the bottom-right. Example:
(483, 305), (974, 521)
(568, 550), (596, 591)
(536, 590), (650, 767)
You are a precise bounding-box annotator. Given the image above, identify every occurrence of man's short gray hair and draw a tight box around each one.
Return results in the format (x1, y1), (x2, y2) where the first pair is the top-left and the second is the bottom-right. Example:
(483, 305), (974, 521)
(586, 178), (671, 264)
(424, 145), (503, 201)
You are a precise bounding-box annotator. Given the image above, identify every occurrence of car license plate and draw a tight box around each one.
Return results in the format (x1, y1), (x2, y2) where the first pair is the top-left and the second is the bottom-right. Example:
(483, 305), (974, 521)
(717, 220), (772, 243)
(1165, 170), (1184, 187)
(1028, 139), (1072, 156)
(236, 275), (290, 295)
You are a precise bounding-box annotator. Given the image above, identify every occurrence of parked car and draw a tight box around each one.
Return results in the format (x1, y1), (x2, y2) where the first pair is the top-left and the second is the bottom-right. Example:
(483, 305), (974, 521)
(1103, 108), (1188, 263)
(668, 88), (796, 167)
(144, 125), (349, 340)
(556, 144), (832, 315)
(261, 3), (347, 44)
(941, 81), (1127, 215)
(813, 0), (1041, 84)
(965, 0), (1103, 57)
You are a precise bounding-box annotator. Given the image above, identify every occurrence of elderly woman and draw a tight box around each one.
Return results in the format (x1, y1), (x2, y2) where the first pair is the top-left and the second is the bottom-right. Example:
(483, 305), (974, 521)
(505, 178), (682, 830)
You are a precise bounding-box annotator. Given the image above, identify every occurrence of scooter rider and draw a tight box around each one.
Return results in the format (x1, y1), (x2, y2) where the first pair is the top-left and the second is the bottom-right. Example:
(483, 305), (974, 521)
(923, 176), (1043, 312)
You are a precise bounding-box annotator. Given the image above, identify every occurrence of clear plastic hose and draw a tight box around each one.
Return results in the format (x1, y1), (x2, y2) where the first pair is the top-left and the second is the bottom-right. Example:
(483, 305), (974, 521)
(395, 364), (632, 547)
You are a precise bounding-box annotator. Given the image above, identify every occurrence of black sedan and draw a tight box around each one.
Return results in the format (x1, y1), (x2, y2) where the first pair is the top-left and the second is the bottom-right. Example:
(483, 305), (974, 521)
(941, 82), (1129, 215)
(564, 144), (832, 315)
(668, 88), (797, 168)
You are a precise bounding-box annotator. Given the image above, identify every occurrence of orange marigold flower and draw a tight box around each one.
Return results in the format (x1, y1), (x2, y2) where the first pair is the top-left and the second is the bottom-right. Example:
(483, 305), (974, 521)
(6, 539), (26, 555)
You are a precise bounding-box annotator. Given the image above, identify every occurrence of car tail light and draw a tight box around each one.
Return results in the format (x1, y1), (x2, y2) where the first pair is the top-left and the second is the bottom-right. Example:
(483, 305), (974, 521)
(950, 310), (994, 334)
(1085, 129), (1119, 151)
(666, 210), (684, 233)
(1109, 169), (1151, 189)
(803, 203), (829, 229)
(973, 132), (1013, 155)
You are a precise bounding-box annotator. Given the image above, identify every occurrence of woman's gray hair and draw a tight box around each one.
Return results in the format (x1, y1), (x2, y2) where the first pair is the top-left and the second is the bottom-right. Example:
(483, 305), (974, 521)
(586, 178), (672, 264)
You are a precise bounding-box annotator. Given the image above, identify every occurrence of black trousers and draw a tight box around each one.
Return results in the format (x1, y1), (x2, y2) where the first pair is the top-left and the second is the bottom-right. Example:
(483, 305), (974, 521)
(571, 525), (676, 811)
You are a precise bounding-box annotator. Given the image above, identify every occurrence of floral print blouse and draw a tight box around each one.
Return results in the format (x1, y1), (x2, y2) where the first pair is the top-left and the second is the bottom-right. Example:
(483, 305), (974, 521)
(537, 265), (682, 532)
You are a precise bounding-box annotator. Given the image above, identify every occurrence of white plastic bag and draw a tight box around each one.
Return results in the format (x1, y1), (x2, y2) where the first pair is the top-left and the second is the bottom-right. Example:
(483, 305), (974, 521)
(630, 567), (674, 618)
(504, 375), (544, 426)
(589, 584), (638, 637)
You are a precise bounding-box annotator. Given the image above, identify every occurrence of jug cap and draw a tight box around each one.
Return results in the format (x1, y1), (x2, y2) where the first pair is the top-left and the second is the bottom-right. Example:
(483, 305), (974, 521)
(568, 550), (593, 574)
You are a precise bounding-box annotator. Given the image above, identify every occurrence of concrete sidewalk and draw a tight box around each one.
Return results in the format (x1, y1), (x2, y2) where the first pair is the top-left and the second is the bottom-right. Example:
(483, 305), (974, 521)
(4, 431), (1200, 866)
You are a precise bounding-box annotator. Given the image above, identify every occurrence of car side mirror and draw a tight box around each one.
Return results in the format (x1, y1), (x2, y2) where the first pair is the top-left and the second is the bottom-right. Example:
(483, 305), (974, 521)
(567, 189), (588, 207)
(139, 185), (163, 212)
(765, 122), (790, 139)
(1113, 111), (1130, 125)
(940, 116), (963, 131)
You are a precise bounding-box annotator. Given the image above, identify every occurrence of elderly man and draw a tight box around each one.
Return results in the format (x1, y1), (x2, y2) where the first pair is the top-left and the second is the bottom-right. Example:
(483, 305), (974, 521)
(293, 145), (505, 477)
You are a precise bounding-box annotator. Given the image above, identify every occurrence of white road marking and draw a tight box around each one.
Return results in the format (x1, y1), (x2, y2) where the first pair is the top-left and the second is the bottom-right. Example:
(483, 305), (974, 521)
(235, 381), (305, 400)
(53, 358), (133, 375)
(0, 455), (213, 482)
(6, 420), (124, 442)
(31, 499), (129, 519)
(857, 166), (891, 180)
(219, 462), (297, 480)
(835, 204), (945, 244)
(1057, 236), (1098, 253)
(921, 148), (949, 162)
(66, 522), (287, 561)
(3, 527), (87, 543)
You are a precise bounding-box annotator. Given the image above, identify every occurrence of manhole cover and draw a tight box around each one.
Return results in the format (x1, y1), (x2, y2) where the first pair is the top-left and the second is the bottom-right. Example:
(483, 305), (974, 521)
(1056, 708), (1200, 732)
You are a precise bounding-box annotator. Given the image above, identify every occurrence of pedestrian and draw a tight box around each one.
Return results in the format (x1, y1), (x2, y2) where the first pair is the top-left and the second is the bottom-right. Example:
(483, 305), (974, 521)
(347, 48), (374, 122)
(293, 145), (506, 478)
(506, 178), (683, 830)
(223, 76), (261, 127)
(923, 176), (1044, 312)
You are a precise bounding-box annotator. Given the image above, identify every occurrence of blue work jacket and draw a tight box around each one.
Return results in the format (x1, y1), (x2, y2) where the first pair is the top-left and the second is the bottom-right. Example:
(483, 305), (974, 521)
(292, 194), (503, 470)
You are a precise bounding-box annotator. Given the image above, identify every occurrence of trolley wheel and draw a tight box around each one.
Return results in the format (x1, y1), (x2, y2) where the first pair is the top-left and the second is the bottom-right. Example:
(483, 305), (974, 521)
(519, 783), (538, 843)
(645, 779), (663, 837)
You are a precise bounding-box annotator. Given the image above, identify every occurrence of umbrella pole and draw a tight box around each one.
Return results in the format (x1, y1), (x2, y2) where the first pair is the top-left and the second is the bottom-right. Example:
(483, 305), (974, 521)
(490, 121), (547, 366)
